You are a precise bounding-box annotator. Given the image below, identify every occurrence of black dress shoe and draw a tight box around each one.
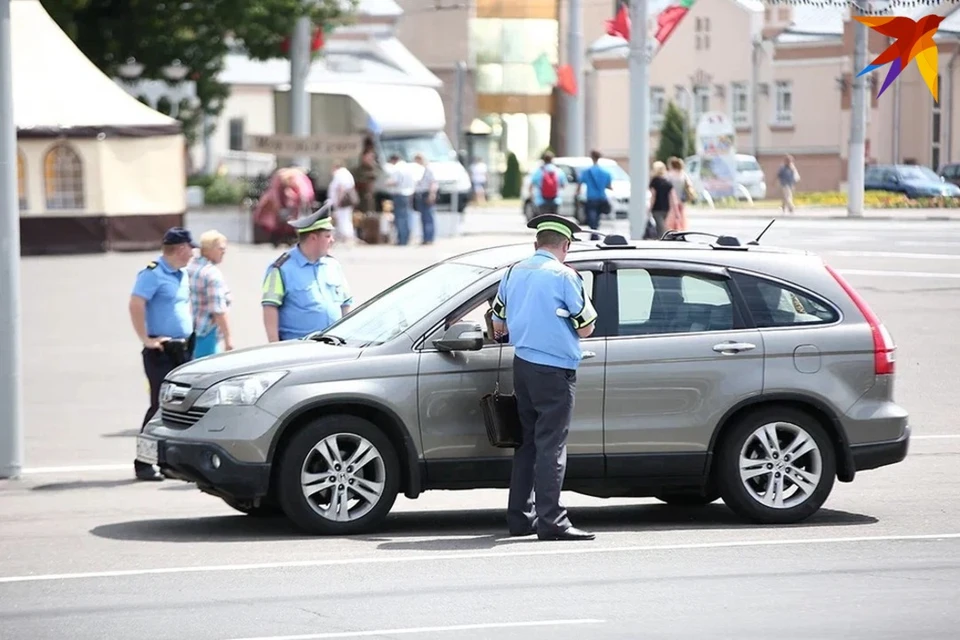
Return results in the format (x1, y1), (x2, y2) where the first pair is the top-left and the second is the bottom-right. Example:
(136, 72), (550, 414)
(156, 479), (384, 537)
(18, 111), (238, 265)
(538, 526), (595, 541)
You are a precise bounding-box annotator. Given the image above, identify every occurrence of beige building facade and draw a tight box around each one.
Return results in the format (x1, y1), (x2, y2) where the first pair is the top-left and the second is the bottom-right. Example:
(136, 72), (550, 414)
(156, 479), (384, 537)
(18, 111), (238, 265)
(589, 0), (960, 196)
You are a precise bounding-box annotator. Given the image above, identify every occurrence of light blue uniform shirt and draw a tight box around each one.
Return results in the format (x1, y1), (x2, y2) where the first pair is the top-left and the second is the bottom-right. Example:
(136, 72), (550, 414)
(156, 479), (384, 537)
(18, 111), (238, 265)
(261, 245), (354, 341)
(492, 250), (598, 371)
(531, 163), (568, 206)
(131, 256), (193, 339)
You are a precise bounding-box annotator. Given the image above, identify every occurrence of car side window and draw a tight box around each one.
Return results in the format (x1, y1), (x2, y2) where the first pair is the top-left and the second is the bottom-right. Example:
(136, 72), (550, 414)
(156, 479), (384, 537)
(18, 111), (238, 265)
(732, 272), (839, 328)
(616, 268), (734, 336)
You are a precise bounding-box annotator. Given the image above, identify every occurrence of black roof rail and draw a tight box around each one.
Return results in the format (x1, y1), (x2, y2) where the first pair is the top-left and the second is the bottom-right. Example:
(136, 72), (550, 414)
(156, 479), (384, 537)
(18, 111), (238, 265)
(660, 230), (742, 248)
(571, 230), (639, 249)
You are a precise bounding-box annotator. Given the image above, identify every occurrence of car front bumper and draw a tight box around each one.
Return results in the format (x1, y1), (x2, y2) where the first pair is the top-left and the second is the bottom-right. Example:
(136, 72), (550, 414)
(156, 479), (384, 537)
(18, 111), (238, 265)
(849, 424), (910, 472)
(147, 435), (272, 500)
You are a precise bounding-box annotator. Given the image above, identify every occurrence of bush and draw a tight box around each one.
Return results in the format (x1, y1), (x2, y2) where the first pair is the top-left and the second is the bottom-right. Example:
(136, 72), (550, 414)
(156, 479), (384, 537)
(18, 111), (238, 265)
(203, 175), (247, 206)
(501, 152), (522, 199)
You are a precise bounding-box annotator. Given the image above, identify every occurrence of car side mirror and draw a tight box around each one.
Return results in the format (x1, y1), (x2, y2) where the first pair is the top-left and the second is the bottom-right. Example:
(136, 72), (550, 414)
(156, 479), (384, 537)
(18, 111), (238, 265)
(433, 321), (484, 352)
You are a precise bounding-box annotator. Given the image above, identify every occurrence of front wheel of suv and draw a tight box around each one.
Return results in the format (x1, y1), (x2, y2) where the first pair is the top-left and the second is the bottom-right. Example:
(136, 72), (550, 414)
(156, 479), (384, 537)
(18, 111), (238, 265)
(277, 415), (401, 535)
(716, 407), (836, 525)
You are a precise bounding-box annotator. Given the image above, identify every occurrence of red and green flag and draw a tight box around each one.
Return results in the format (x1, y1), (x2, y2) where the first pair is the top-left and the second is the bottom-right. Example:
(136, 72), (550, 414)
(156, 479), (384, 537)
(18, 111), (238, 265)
(655, 0), (696, 47)
(604, 1), (696, 54)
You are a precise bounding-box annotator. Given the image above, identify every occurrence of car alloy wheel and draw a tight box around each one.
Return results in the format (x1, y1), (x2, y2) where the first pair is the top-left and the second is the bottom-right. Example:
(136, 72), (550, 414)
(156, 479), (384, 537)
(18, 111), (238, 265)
(300, 432), (386, 523)
(717, 407), (836, 525)
(738, 422), (823, 510)
(278, 415), (400, 535)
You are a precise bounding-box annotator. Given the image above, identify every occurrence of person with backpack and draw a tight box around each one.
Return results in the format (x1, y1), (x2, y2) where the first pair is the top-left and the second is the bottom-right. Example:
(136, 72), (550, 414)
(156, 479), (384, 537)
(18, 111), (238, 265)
(531, 151), (568, 215)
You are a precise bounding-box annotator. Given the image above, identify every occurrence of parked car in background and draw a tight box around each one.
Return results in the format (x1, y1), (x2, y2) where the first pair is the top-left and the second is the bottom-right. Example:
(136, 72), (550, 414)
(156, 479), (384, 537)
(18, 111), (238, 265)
(938, 162), (960, 187)
(685, 153), (767, 201)
(866, 163), (960, 198)
(521, 156), (631, 222)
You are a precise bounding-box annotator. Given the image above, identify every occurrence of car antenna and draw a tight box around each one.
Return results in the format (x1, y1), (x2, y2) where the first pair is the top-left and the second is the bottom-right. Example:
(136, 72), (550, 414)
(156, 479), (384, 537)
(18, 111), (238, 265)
(747, 219), (776, 245)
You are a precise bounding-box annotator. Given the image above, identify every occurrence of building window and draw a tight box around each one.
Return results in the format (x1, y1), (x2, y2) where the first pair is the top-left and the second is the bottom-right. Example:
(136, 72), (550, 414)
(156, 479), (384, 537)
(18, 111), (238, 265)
(17, 148), (26, 211)
(773, 80), (793, 125)
(933, 74), (942, 170)
(228, 118), (245, 151)
(44, 143), (85, 210)
(693, 85), (709, 121)
(731, 82), (750, 127)
(470, 18), (558, 94)
(695, 16), (711, 50)
(651, 86), (666, 129)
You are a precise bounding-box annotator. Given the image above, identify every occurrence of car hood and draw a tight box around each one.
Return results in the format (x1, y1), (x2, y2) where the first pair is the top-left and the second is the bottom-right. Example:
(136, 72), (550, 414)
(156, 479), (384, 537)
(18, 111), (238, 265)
(611, 180), (630, 196)
(167, 341), (362, 388)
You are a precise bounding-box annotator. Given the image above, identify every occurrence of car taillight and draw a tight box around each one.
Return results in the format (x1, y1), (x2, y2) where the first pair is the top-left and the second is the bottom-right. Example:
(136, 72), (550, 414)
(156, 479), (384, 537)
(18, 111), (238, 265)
(825, 264), (895, 375)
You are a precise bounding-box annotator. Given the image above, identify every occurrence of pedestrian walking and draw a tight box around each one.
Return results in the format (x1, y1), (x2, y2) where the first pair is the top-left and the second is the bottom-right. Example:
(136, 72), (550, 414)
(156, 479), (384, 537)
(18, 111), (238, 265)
(385, 154), (417, 245)
(777, 155), (800, 214)
(648, 160), (680, 238)
(187, 230), (233, 358)
(413, 153), (438, 245)
(261, 207), (354, 342)
(491, 213), (598, 541)
(579, 150), (613, 240)
(328, 160), (358, 245)
(128, 227), (197, 481)
(665, 156), (694, 231)
(530, 151), (568, 215)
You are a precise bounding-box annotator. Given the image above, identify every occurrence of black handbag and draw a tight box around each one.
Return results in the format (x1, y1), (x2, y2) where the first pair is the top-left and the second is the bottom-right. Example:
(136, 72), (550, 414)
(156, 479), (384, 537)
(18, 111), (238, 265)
(479, 268), (523, 448)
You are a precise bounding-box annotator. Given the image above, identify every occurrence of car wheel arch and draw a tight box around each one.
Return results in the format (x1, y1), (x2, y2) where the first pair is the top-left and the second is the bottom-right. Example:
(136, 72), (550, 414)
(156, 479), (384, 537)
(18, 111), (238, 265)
(705, 393), (855, 484)
(267, 398), (422, 500)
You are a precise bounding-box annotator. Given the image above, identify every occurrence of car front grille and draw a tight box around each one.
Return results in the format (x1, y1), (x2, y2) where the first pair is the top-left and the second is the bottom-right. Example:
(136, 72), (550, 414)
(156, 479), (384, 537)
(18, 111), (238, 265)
(161, 407), (209, 429)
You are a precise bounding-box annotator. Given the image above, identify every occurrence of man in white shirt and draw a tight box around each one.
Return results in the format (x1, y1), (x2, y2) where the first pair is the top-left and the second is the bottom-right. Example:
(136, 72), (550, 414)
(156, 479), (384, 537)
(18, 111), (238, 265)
(385, 154), (417, 245)
(328, 161), (357, 245)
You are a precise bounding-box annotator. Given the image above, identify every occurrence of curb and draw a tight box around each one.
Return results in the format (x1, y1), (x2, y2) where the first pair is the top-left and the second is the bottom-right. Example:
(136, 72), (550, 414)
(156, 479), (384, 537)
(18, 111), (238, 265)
(695, 213), (960, 222)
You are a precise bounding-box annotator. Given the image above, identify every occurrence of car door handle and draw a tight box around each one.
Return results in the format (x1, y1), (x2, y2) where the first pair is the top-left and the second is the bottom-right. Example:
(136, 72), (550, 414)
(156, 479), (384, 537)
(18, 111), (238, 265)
(712, 342), (756, 354)
(581, 350), (596, 359)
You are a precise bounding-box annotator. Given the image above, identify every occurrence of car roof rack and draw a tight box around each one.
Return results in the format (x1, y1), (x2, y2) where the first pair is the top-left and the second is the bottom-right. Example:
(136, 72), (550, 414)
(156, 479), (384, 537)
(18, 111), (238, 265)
(571, 230), (640, 249)
(660, 230), (743, 248)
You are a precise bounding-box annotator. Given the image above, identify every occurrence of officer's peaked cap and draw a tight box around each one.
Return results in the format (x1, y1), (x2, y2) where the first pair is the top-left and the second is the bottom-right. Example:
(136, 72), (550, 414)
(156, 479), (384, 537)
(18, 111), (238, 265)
(288, 202), (335, 234)
(162, 227), (198, 247)
(527, 213), (582, 240)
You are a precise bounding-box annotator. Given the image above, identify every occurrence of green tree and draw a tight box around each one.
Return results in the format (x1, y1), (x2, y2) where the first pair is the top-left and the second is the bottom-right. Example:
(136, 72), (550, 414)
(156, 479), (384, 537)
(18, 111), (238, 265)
(43, 0), (358, 147)
(501, 152), (522, 199)
(655, 101), (695, 163)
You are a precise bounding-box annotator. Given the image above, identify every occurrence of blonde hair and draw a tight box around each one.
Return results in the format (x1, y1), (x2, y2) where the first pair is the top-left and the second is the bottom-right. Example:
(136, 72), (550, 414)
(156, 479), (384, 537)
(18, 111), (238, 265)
(200, 230), (227, 252)
(652, 161), (667, 177)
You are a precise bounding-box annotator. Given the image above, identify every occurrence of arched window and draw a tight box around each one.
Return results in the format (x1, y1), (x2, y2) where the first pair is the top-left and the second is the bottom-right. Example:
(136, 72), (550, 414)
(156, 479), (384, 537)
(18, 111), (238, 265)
(17, 148), (26, 211)
(44, 143), (85, 210)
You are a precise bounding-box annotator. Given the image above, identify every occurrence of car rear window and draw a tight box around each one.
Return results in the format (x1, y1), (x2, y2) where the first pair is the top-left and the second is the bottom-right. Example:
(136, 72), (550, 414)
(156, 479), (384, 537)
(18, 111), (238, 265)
(732, 272), (838, 328)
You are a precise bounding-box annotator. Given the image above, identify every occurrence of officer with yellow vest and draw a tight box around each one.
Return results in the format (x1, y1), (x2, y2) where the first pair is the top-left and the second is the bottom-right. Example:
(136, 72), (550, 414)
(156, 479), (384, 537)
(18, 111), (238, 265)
(261, 206), (354, 342)
(491, 213), (598, 541)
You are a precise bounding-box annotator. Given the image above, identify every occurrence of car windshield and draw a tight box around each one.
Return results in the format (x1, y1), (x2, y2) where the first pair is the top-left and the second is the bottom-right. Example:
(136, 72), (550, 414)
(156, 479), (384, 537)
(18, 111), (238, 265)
(737, 159), (761, 172)
(601, 162), (630, 181)
(898, 165), (940, 182)
(314, 262), (491, 347)
(380, 132), (456, 163)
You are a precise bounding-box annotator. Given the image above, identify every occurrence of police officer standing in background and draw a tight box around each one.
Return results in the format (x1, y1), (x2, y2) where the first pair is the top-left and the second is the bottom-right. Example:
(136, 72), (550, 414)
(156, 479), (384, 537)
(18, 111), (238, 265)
(491, 214), (598, 541)
(261, 207), (354, 342)
(128, 227), (197, 481)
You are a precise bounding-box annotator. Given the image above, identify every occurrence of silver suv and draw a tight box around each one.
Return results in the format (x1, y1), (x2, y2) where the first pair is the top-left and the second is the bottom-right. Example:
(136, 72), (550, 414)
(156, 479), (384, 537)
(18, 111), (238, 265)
(138, 231), (910, 535)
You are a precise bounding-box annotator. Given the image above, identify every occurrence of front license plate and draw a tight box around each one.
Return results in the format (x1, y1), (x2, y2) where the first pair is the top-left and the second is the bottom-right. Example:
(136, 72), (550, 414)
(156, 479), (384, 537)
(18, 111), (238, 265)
(136, 435), (159, 465)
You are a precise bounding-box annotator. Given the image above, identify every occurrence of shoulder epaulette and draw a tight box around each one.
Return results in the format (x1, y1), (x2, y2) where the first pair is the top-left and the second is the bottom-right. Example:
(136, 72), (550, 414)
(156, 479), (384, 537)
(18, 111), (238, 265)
(271, 252), (291, 269)
(145, 261), (158, 270)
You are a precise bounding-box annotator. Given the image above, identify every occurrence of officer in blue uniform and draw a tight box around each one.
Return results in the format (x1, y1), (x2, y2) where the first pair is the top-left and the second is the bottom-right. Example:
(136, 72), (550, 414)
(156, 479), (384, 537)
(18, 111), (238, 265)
(491, 213), (598, 541)
(129, 227), (197, 481)
(261, 206), (354, 342)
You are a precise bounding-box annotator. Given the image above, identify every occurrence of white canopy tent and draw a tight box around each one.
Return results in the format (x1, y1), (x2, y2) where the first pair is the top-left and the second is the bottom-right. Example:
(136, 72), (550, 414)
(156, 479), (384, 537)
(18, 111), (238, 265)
(12, 0), (186, 254)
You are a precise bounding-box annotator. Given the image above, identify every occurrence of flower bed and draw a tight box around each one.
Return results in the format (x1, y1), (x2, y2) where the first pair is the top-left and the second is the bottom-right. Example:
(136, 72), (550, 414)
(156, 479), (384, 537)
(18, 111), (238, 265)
(710, 191), (960, 209)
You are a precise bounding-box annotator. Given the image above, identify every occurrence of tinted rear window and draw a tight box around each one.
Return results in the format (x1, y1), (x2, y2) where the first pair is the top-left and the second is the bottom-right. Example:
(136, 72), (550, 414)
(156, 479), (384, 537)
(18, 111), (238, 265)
(733, 272), (839, 328)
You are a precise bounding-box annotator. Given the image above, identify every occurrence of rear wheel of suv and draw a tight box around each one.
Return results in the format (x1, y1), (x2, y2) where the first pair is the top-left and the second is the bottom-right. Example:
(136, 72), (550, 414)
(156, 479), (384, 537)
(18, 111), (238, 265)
(716, 407), (836, 525)
(277, 415), (400, 535)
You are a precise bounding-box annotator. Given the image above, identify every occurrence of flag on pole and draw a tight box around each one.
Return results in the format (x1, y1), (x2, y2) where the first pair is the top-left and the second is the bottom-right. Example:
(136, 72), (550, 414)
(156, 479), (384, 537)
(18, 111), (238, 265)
(655, 0), (696, 46)
(556, 64), (577, 96)
(606, 4), (630, 40)
(532, 53), (557, 87)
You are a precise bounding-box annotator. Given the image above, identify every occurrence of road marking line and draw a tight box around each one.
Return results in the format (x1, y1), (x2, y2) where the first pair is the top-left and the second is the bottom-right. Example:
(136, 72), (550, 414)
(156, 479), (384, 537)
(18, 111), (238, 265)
(21, 464), (130, 475)
(1, 532), (958, 585)
(224, 619), (606, 640)
(836, 269), (960, 279)
(828, 250), (960, 260)
(913, 434), (960, 440)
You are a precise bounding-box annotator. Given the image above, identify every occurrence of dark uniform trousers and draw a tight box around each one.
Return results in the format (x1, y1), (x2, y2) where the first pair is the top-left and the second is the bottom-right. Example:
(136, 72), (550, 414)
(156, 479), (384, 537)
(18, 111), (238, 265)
(507, 355), (577, 535)
(140, 348), (181, 429)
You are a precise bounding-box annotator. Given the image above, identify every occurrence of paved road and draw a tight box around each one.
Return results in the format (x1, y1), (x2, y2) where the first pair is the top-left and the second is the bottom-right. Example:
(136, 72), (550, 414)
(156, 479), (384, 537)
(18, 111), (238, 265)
(2, 212), (960, 638)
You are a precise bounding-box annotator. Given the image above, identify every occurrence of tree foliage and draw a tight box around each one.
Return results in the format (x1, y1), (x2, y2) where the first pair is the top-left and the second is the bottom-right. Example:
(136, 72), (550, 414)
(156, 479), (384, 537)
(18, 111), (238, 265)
(655, 101), (695, 163)
(43, 0), (359, 147)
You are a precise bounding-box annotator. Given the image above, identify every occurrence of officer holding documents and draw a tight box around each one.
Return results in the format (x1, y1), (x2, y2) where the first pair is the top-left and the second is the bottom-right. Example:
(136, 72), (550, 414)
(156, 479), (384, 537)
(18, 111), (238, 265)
(261, 206), (354, 342)
(491, 213), (598, 541)
(129, 227), (197, 481)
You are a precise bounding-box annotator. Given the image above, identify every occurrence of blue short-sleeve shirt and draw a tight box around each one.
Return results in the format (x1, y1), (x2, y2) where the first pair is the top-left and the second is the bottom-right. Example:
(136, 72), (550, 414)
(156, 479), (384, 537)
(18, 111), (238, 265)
(491, 250), (598, 370)
(131, 256), (193, 339)
(580, 164), (612, 201)
(261, 245), (354, 341)
(531, 163), (568, 206)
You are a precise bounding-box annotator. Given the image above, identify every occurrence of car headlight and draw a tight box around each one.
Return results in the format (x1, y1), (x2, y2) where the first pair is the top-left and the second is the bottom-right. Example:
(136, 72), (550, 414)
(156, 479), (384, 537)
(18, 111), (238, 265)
(194, 371), (287, 408)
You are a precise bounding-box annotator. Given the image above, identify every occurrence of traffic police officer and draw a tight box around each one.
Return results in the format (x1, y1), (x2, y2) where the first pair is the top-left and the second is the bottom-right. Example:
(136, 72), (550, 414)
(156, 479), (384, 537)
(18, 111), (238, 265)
(129, 227), (197, 481)
(491, 213), (598, 541)
(261, 206), (354, 342)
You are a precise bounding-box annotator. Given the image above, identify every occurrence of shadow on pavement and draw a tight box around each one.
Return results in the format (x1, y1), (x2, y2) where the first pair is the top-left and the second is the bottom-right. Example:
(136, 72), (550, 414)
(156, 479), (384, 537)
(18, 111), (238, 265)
(32, 479), (141, 491)
(101, 429), (140, 439)
(88, 503), (877, 546)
